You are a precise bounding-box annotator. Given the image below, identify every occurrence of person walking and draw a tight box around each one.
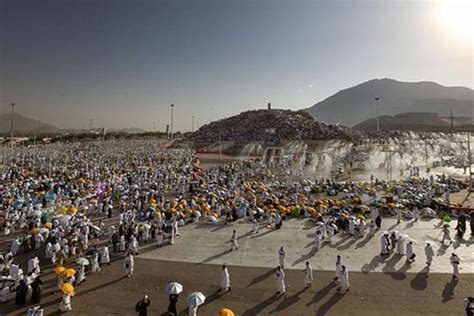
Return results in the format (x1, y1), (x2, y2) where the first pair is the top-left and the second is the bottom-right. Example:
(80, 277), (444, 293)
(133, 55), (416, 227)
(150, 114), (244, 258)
(442, 224), (453, 245)
(221, 264), (230, 292)
(135, 295), (150, 316)
(424, 243), (434, 266)
(278, 246), (286, 268)
(397, 235), (405, 255)
(230, 230), (238, 251)
(334, 255), (342, 282)
(252, 219), (259, 234)
(464, 297), (474, 316)
(125, 252), (134, 278)
(303, 261), (313, 288)
(30, 276), (43, 304)
(406, 241), (416, 263)
(276, 266), (287, 295)
(339, 265), (350, 294)
(167, 294), (179, 315)
(369, 220), (376, 238)
(450, 253), (460, 279)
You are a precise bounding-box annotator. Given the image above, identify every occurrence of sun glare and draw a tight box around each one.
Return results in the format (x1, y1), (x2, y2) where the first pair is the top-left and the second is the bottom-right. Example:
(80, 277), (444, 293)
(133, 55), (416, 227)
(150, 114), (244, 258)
(438, 0), (474, 43)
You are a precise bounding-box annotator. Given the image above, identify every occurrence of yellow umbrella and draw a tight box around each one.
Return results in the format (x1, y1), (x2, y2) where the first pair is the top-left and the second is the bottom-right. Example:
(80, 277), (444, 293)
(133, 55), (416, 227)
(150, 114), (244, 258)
(43, 222), (53, 229)
(68, 207), (78, 214)
(54, 266), (66, 275)
(60, 283), (74, 295)
(219, 308), (235, 316)
(30, 228), (40, 234)
(63, 268), (76, 278)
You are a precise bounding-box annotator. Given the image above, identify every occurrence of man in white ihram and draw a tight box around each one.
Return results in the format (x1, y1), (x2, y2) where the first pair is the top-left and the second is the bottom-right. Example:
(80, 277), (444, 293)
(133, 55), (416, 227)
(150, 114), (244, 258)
(220, 264), (230, 292)
(303, 261), (313, 288)
(278, 246), (286, 268)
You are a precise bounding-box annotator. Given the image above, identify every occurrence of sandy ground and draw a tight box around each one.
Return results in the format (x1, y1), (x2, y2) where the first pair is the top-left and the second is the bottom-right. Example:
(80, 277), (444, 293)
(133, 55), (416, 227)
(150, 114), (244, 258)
(1, 257), (472, 316)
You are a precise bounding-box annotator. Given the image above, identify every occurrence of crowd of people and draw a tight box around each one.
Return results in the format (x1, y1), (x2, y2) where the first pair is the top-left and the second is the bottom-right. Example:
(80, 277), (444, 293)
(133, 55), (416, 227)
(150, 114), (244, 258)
(0, 139), (473, 315)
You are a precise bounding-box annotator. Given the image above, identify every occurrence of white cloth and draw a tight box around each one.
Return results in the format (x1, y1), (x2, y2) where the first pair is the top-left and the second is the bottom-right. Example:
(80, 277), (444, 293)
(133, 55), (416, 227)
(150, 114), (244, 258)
(11, 239), (20, 256)
(425, 245), (434, 263)
(124, 254), (134, 275)
(381, 235), (389, 254)
(221, 267), (230, 290)
(100, 247), (110, 264)
(397, 237), (405, 255)
(279, 248), (286, 267)
(277, 269), (286, 293)
(339, 269), (349, 292)
(450, 255), (460, 277)
(27, 257), (40, 274)
(406, 242), (414, 260)
(304, 264), (313, 285)
(59, 294), (72, 311)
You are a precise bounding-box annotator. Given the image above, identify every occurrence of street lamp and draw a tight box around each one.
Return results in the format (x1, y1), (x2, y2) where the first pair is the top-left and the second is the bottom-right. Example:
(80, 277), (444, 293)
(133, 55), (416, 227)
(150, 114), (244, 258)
(10, 103), (15, 146)
(170, 104), (175, 140)
(374, 97), (380, 133)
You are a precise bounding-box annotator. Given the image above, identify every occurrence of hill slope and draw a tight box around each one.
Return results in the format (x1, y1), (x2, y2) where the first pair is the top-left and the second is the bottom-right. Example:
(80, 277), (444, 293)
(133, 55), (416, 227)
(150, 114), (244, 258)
(0, 113), (58, 134)
(306, 79), (474, 126)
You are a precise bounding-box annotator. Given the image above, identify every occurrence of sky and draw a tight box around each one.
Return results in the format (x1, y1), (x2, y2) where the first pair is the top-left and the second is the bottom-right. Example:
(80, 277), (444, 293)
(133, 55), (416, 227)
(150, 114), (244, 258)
(0, 0), (472, 131)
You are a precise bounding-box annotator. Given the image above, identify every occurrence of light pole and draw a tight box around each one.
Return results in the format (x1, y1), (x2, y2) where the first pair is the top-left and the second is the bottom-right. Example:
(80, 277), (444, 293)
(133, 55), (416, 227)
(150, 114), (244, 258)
(170, 104), (174, 140)
(374, 97), (380, 133)
(10, 103), (15, 147)
(192, 115), (195, 132)
(468, 132), (472, 191)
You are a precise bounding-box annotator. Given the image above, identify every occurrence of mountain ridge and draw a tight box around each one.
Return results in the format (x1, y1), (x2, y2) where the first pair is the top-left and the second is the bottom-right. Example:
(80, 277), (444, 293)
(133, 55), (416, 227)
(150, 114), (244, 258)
(306, 78), (474, 126)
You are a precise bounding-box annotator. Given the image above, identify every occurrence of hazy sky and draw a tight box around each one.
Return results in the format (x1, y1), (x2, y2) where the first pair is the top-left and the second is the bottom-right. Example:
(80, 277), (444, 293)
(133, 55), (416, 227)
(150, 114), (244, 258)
(1, 0), (472, 131)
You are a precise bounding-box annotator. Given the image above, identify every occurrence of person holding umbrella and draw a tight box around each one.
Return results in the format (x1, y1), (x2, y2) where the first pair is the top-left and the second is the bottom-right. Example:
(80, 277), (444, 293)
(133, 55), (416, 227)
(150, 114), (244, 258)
(164, 282), (183, 315)
(168, 294), (179, 315)
(59, 283), (74, 312)
(187, 292), (205, 316)
(75, 264), (86, 285)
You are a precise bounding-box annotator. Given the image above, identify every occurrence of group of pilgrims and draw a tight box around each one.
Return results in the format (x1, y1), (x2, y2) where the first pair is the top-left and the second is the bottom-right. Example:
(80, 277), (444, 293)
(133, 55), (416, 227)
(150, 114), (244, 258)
(0, 139), (473, 315)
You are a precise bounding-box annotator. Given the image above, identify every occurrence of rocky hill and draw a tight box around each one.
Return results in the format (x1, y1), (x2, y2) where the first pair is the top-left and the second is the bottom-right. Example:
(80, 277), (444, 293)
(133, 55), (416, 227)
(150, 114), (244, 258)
(188, 109), (361, 144)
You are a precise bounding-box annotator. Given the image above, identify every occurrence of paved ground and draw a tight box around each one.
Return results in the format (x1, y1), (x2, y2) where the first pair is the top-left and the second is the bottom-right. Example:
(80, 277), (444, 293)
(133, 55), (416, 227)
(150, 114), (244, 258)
(3, 257), (473, 316)
(140, 217), (474, 274)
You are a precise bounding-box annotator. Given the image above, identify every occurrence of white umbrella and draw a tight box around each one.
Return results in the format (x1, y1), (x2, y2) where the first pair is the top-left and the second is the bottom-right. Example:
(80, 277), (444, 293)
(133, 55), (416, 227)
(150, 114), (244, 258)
(186, 292), (206, 307)
(75, 257), (90, 266)
(164, 282), (183, 294)
(141, 223), (151, 229)
(193, 210), (201, 217)
(0, 275), (15, 282)
(208, 215), (217, 224)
